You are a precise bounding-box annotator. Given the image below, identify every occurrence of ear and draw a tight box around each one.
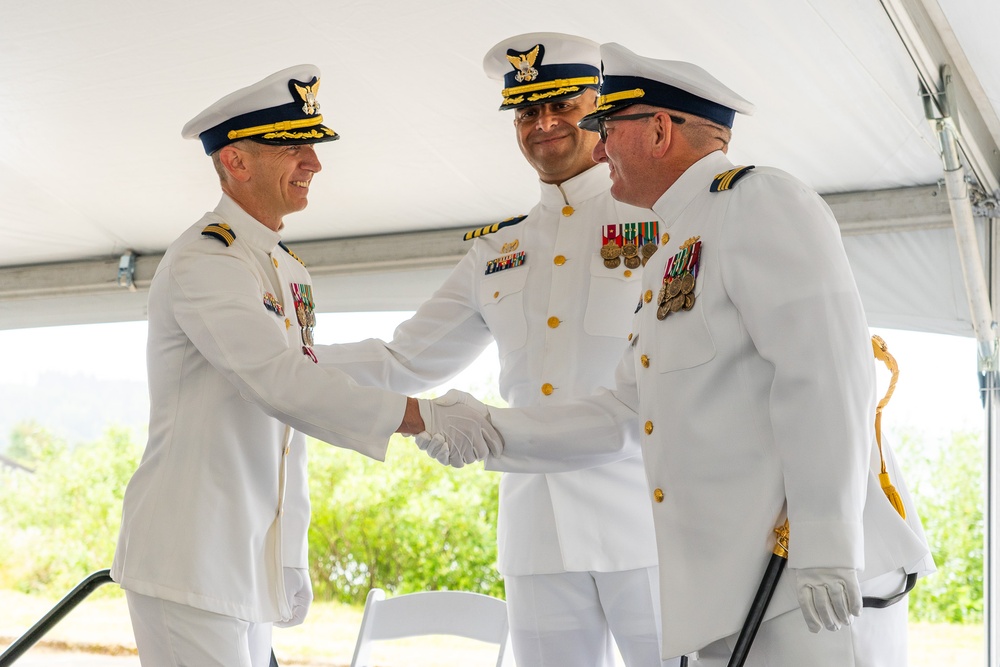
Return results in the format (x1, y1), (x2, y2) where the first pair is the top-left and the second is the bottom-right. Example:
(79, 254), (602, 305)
(218, 145), (253, 183)
(649, 112), (673, 158)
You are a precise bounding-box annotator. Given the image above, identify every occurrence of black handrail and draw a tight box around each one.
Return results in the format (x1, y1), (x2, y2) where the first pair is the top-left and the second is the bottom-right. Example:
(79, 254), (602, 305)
(1, 569), (282, 666)
(0, 568), (114, 666)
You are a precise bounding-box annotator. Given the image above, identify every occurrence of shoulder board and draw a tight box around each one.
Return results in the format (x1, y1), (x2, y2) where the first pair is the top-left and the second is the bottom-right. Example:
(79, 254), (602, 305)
(463, 214), (527, 241)
(201, 222), (235, 246)
(278, 241), (306, 267)
(710, 165), (756, 193)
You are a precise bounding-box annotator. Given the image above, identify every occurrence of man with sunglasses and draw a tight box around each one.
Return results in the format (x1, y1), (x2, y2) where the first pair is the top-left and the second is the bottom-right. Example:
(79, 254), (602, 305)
(320, 33), (674, 667)
(474, 43), (933, 665)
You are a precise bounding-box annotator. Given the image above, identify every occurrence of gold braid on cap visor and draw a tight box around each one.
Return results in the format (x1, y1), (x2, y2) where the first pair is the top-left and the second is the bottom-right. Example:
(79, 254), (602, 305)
(595, 88), (646, 112)
(501, 76), (599, 107)
(227, 115), (329, 141)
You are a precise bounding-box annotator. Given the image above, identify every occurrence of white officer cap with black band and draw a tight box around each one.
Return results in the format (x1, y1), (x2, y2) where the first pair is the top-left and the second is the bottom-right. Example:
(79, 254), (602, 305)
(483, 32), (601, 111)
(181, 64), (339, 155)
(579, 43), (755, 132)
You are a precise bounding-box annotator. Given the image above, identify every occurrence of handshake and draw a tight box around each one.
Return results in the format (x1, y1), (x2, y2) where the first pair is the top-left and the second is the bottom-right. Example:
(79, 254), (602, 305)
(412, 390), (504, 468)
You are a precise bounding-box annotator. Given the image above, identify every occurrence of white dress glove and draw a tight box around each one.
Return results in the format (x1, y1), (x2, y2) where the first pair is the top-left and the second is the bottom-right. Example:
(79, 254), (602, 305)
(415, 431), (452, 465)
(274, 566), (313, 628)
(416, 389), (503, 467)
(792, 567), (862, 632)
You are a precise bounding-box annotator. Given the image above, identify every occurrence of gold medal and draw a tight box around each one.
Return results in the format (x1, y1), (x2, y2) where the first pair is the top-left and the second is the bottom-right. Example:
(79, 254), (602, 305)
(600, 241), (622, 261)
(657, 303), (670, 320)
(679, 272), (695, 294)
(642, 242), (658, 259)
(622, 242), (638, 259)
(669, 295), (685, 313)
(624, 255), (641, 269)
(604, 257), (621, 269)
(683, 293), (696, 310)
(666, 279), (682, 298)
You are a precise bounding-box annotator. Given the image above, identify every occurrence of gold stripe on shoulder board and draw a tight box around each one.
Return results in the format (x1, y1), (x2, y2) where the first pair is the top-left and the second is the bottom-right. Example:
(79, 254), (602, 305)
(279, 241), (306, 267)
(710, 165), (756, 192)
(201, 222), (236, 246)
(463, 214), (528, 241)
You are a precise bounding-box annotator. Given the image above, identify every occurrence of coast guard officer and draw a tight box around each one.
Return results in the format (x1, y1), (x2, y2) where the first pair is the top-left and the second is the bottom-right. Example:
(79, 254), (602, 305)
(110, 65), (498, 667)
(318, 34), (675, 667)
(470, 43), (934, 665)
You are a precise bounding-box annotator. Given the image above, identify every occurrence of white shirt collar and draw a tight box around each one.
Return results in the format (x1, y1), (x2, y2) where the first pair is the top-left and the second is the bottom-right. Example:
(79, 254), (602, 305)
(214, 194), (283, 252)
(651, 151), (733, 226)
(538, 163), (611, 210)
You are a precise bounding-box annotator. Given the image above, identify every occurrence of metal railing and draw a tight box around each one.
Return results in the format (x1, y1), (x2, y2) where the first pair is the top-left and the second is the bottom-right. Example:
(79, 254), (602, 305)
(0, 569), (114, 666)
(0, 569), (280, 665)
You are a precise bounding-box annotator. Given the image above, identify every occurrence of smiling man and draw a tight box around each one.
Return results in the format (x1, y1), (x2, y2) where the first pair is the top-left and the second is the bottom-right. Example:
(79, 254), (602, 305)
(476, 43), (934, 666)
(110, 65), (499, 667)
(319, 34), (674, 667)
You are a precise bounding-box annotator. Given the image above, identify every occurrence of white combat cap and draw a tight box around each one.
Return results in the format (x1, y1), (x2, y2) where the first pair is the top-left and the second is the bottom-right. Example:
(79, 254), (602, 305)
(580, 42), (755, 131)
(181, 64), (339, 155)
(483, 32), (601, 111)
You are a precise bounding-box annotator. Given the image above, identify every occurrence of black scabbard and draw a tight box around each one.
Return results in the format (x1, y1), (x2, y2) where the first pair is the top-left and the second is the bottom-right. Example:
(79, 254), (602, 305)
(724, 520), (790, 667)
(726, 552), (786, 667)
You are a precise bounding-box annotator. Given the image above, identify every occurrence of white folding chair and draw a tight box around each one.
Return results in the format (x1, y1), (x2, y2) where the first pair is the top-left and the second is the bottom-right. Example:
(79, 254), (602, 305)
(349, 588), (514, 667)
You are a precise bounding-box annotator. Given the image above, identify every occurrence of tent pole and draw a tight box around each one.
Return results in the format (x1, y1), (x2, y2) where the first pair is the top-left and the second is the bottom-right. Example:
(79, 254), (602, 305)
(932, 114), (997, 366)
(987, 220), (1000, 667)
(928, 81), (997, 665)
(988, 342), (999, 667)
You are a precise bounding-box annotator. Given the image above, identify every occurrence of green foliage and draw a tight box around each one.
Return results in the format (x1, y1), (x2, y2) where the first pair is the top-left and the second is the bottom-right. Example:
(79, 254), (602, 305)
(5, 420), (56, 466)
(0, 425), (141, 595)
(307, 434), (502, 604)
(896, 429), (984, 623)
(1, 410), (985, 626)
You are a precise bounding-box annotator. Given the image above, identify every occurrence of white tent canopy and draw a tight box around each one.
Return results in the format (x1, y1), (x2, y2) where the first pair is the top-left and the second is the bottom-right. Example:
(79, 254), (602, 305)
(1, 0), (998, 660)
(0, 0), (996, 331)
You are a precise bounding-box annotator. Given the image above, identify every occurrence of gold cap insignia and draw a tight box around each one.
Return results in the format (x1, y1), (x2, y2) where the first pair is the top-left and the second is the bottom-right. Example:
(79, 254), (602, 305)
(506, 44), (542, 83)
(294, 79), (321, 116)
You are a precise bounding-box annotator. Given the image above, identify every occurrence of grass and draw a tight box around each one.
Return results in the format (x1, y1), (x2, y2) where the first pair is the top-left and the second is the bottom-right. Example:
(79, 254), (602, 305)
(0, 590), (986, 666)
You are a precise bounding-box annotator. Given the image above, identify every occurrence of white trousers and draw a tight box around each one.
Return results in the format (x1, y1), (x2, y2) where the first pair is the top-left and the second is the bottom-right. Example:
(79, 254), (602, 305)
(505, 567), (680, 667)
(126, 590), (273, 667)
(689, 572), (910, 667)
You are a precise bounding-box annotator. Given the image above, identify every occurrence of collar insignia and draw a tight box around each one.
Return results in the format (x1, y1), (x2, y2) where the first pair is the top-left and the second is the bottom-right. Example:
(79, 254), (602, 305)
(506, 44), (543, 83)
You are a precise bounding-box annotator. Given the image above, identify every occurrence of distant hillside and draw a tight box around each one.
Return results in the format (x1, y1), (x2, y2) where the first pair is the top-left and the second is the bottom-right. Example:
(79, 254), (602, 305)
(0, 372), (149, 451)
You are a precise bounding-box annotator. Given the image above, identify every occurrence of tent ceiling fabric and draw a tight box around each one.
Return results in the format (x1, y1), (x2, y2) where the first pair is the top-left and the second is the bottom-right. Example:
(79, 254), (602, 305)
(1, 0), (998, 333)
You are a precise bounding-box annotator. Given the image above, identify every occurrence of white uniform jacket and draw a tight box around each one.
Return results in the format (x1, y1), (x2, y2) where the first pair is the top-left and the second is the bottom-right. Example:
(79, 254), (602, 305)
(112, 195), (406, 623)
(489, 152), (933, 655)
(316, 165), (659, 576)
